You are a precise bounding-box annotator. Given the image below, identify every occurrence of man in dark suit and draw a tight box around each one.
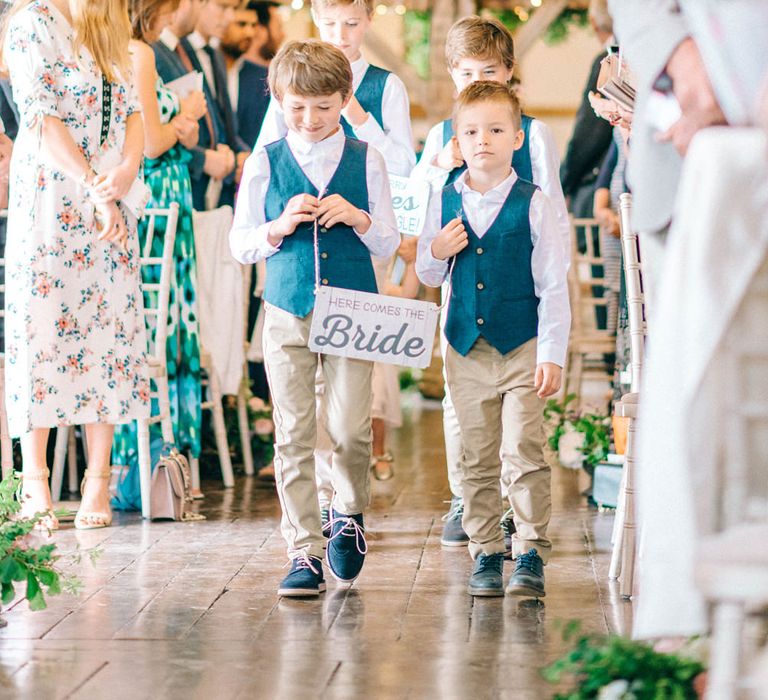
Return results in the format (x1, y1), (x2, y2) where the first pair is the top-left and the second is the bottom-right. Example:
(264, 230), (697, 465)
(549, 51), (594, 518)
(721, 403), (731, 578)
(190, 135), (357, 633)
(559, 0), (615, 217)
(154, 0), (235, 211)
(221, 1), (284, 148)
(184, 0), (250, 207)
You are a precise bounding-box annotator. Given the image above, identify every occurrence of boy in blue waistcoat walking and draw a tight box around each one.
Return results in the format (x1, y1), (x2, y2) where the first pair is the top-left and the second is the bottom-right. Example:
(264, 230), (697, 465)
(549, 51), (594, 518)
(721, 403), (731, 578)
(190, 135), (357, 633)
(416, 82), (570, 598)
(256, 0), (415, 178)
(410, 16), (571, 551)
(230, 40), (400, 597)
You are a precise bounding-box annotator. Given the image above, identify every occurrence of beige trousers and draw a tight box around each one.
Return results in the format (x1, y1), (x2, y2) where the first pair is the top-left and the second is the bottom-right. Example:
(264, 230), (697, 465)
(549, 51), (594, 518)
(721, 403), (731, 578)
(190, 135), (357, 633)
(263, 303), (373, 560)
(445, 337), (552, 563)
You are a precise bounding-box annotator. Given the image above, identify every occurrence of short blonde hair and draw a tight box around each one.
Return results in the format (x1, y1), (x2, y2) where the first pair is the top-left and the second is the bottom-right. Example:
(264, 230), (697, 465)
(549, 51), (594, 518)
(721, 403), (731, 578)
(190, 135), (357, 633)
(269, 39), (353, 101)
(445, 16), (515, 70)
(310, 0), (373, 17)
(453, 80), (522, 131)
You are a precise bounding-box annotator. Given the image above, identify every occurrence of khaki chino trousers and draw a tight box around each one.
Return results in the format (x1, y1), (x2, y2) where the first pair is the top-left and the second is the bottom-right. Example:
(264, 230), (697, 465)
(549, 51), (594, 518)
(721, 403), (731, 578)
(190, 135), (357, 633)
(263, 302), (373, 561)
(445, 337), (552, 563)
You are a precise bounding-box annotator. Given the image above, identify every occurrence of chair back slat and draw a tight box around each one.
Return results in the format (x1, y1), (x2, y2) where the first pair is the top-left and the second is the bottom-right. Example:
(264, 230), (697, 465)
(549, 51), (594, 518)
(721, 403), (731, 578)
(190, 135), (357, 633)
(140, 204), (179, 364)
(569, 217), (615, 340)
(618, 193), (645, 394)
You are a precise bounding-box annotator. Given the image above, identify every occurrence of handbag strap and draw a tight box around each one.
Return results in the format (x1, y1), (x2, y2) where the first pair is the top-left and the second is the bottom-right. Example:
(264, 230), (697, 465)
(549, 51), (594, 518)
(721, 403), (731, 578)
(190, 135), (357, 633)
(100, 74), (112, 148)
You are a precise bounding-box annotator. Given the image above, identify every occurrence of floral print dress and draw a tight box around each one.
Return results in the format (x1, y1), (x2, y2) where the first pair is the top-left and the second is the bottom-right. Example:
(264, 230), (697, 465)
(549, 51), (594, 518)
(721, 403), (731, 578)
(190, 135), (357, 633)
(112, 79), (202, 465)
(3, 1), (149, 436)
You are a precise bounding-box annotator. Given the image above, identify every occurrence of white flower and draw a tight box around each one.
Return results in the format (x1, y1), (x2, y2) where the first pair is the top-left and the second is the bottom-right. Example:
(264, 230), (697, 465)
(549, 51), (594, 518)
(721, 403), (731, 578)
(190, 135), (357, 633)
(248, 397), (267, 412)
(558, 424), (584, 469)
(598, 679), (630, 700)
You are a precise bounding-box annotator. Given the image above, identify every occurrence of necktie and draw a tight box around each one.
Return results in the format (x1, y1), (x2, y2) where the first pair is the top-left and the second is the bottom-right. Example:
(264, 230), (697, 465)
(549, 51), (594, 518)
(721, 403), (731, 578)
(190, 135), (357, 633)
(175, 42), (217, 149)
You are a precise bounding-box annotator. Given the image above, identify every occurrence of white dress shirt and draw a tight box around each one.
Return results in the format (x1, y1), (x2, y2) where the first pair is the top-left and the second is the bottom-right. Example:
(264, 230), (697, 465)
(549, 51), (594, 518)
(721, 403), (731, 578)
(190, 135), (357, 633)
(227, 55), (244, 112)
(187, 31), (217, 97)
(255, 56), (416, 177)
(412, 117), (571, 266)
(230, 127), (400, 265)
(158, 27), (179, 51)
(416, 170), (570, 367)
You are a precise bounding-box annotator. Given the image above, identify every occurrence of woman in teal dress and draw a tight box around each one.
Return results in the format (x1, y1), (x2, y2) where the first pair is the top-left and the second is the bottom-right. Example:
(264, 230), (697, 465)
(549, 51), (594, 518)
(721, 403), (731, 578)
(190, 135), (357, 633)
(112, 0), (208, 488)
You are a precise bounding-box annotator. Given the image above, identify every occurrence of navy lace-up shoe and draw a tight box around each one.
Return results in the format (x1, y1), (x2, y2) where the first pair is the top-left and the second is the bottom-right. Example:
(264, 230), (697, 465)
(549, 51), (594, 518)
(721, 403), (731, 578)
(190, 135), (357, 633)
(326, 509), (368, 583)
(500, 507), (516, 558)
(467, 552), (505, 597)
(506, 548), (545, 598)
(278, 555), (326, 597)
(320, 507), (331, 538)
(441, 497), (470, 547)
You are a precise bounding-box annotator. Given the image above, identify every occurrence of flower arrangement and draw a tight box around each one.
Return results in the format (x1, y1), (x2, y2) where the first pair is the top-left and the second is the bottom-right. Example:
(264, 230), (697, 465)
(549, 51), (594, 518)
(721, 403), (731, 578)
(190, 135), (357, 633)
(0, 473), (85, 624)
(544, 394), (611, 469)
(543, 622), (707, 699)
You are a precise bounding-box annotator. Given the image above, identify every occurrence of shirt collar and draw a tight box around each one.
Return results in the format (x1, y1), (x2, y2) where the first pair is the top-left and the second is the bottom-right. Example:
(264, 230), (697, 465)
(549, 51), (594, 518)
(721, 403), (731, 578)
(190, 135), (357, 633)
(286, 126), (345, 156)
(159, 27), (179, 51)
(454, 168), (518, 200)
(187, 31), (208, 51)
(350, 55), (369, 83)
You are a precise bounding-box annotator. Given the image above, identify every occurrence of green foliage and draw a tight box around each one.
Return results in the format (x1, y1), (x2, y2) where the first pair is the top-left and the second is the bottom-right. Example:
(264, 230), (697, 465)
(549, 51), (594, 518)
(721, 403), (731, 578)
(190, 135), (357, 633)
(544, 8), (589, 45)
(404, 10), (431, 80)
(544, 394), (611, 467)
(0, 472), (76, 613)
(398, 368), (418, 392)
(543, 622), (705, 699)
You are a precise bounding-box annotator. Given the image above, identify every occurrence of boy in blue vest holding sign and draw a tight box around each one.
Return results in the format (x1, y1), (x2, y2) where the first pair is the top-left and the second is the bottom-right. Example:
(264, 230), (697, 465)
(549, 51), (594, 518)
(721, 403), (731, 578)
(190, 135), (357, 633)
(410, 14), (570, 550)
(255, 0), (415, 178)
(416, 82), (570, 598)
(230, 40), (399, 597)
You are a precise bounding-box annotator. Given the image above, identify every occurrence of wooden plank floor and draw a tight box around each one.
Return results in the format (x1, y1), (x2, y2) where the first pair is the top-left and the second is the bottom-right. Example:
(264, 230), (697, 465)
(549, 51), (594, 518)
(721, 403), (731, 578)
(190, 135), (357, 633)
(0, 402), (632, 699)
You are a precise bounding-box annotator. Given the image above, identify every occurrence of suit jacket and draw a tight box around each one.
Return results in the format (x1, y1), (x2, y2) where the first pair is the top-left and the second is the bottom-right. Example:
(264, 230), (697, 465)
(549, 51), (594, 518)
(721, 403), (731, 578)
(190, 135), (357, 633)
(152, 39), (213, 209)
(180, 38), (249, 207)
(236, 60), (270, 149)
(0, 79), (19, 140)
(559, 53), (614, 199)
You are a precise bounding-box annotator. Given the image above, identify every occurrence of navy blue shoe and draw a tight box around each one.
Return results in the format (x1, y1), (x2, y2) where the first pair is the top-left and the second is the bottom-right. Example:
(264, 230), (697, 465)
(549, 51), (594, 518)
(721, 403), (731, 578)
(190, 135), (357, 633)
(441, 497), (469, 547)
(320, 508), (331, 538)
(501, 507), (516, 559)
(278, 555), (326, 598)
(326, 509), (367, 583)
(467, 553), (505, 597)
(506, 548), (545, 598)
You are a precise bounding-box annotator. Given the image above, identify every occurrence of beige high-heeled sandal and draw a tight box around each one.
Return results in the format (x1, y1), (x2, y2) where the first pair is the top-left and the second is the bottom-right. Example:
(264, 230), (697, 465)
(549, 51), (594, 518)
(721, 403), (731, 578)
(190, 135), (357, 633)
(74, 468), (113, 530)
(20, 468), (59, 531)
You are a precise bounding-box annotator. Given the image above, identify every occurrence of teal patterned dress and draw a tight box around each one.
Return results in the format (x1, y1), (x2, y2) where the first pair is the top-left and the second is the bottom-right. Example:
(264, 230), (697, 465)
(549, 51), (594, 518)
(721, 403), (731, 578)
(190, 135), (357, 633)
(112, 80), (201, 466)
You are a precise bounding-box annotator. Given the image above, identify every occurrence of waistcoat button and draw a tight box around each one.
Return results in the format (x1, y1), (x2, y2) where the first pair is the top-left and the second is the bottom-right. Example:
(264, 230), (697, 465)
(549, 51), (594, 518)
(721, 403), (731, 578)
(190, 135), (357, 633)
(320, 252), (328, 259)
(321, 278), (329, 285)
(476, 282), (484, 290)
(477, 318), (484, 325)
(476, 247), (484, 255)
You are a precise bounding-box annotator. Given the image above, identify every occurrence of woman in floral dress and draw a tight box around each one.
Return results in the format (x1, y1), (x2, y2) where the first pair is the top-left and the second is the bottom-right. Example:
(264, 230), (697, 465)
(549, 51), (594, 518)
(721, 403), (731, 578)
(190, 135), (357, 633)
(111, 0), (206, 484)
(2, 0), (149, 529)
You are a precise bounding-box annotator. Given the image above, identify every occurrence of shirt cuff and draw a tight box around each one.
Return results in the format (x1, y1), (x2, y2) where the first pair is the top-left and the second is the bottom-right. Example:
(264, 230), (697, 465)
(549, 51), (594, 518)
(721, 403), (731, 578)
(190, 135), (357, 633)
(351, 113), (380, 141)
(353, 209), (373, 237)
(536, 339), (566, 368)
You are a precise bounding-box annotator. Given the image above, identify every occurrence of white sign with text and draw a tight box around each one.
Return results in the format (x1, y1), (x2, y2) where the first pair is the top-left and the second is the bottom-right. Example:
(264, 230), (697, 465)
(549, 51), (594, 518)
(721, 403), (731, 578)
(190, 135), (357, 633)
(309, 286), (439, 369)
(389, 175), (430, 237)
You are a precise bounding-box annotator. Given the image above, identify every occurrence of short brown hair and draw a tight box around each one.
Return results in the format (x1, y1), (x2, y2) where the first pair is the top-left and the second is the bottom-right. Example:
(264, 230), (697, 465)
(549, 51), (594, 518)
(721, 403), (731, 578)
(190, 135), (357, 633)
(129, 0), (181, 41)
(269, 39), (353, 101)
(445, 16), (515, 70)
(311, 0), (374, 17)
(452, 81), (522, 131)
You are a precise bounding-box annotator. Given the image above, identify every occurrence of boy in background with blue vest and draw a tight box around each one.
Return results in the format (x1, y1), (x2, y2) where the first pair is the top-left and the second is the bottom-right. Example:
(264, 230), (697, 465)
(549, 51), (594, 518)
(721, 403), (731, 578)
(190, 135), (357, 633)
(416, 82), (570, 598)
(230, 40), (400, 597)
(410, 15), (570, 549)
(255, 0), (415, 177)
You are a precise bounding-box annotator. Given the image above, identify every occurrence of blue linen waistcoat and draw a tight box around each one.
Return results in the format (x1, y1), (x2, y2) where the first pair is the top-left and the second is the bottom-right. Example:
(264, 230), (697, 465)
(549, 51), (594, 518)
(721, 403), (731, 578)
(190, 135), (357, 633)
(341, 64), (390, 136)
(263, 137), (377, 317)
(441, 179), (539, 356)
(442, 114), (534, 184)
